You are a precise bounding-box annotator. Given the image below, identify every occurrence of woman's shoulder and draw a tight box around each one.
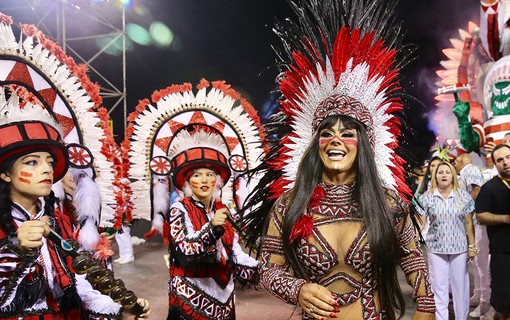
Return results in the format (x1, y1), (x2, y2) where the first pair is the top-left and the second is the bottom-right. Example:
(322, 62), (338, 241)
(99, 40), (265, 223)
(270, 190), (294, 218)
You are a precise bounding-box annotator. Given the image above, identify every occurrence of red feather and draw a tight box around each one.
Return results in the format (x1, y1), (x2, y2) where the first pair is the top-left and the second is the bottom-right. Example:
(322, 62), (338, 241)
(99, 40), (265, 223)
(308, 185), (325, 211)
(289, 214), (314, 244)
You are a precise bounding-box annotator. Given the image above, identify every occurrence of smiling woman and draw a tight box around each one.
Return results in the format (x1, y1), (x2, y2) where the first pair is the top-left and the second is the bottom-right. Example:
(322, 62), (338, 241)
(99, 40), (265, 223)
(238, 0), (437, 319)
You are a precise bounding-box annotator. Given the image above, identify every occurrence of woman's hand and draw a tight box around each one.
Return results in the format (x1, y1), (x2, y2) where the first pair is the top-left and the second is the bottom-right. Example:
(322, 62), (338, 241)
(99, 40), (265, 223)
(468, 245), (478, 262)
(298, 283), (339, 319)
(122, 298), (151, 319)
(16, 216), (51, 251)
(211, 208), (229, 227)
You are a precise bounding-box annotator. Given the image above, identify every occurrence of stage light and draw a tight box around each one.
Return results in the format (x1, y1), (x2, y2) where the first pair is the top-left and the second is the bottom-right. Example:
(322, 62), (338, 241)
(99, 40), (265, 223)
(149, 22), (173, 47)
(96, 33), (134, 55)
(126, 23), (151, 46)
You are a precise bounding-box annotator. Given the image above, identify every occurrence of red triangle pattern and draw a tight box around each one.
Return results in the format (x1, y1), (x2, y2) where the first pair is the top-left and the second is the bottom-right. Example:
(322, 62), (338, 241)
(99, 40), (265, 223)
(6, 62), (34, 88)
(224, 136), (239, 152)
(154, 136), (172, 153)
(188, 111), (207, 125)
(53, 112), (76, 138)
(167, 119), (185, 134)
(38, 88), (58, 109)
(211, 121), (225, 133)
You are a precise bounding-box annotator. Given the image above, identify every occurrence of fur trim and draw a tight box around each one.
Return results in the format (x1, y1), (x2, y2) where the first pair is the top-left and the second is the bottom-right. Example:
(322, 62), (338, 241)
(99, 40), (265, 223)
(72, 168), (101, 250)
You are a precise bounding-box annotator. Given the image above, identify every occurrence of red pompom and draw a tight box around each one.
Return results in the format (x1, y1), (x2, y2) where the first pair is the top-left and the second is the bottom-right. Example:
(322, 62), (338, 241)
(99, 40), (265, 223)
(289, 214), (314, 244)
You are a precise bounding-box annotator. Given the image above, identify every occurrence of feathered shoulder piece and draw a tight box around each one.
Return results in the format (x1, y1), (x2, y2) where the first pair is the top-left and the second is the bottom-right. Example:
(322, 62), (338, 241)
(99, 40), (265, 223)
(0, 13), (119, 215)
(240, 0), (415, 251)
(124, 79), (265, 222)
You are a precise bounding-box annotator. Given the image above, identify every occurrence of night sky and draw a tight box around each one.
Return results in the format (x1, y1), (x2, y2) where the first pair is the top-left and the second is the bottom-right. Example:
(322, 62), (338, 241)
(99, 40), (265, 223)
(1, 0), (483, 164)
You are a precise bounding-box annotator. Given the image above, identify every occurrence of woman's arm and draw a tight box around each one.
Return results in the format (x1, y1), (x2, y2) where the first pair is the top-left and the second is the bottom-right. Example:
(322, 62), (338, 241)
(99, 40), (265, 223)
(0, 218), (48, 308)
(465, 212), (477, 260)
(258, 198), (308, 304)
(393, 198), (436, 316)
(232, 233), (259, 285)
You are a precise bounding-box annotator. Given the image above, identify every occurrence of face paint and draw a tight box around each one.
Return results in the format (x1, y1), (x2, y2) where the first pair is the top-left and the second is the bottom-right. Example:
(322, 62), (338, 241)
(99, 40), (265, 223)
(20, 171), (33, 177)
(318, 119), (358, 183)
(319, 135), (358, 148)
(188, 168), (217, 203)
(18, 177), (31, 184)
(8, 152), (54, 205)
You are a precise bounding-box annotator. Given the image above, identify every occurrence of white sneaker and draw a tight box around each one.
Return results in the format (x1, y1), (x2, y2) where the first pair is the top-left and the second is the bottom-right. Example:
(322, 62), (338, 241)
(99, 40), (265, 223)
(114, 257), (135, 264)
(118, 257), (134, 264)
(131, 236), (146, 245)
(470, 303), (491, 318)
(470, 305), (482, 318)
(480, 307), (497, 320)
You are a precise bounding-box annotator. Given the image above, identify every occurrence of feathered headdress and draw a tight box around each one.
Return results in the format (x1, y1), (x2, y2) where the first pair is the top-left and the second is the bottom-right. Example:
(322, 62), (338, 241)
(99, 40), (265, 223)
(0, 13), (121, 230)
(240, 0), (415, 249)
(0, 92), (68, 181)
(168, 129), (231, 190)
(124, 79), (265, 236)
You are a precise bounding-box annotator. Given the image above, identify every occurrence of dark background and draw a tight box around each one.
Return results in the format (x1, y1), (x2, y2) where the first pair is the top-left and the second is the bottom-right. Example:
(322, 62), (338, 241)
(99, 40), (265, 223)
(1, 0), (482, 164)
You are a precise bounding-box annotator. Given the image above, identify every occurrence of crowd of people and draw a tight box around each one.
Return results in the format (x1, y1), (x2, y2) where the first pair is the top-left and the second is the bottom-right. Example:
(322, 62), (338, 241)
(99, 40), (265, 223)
(2, 0), (510, 319)
(411, 140), (510, 320)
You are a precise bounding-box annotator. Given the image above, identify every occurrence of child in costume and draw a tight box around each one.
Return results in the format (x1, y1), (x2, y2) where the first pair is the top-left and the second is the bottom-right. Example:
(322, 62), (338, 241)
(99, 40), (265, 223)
(123, 79), (265, 319)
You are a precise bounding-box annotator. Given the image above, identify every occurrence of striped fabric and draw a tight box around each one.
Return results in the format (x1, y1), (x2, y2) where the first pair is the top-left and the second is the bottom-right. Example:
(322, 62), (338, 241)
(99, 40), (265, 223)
(417, 189), (474, 254)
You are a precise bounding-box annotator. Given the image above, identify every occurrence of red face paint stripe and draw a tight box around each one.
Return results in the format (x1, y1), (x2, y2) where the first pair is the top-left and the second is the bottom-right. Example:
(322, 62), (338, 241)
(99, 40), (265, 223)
(18, 177), (31, 184)
(20, 171), (33, 177)
(319, 136), (358, 147)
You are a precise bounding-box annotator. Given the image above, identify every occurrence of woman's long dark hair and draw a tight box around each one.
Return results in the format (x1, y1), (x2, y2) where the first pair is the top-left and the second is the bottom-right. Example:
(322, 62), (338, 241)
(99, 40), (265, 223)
(281, 115), (405, 318)
(0, 157), (17, 235)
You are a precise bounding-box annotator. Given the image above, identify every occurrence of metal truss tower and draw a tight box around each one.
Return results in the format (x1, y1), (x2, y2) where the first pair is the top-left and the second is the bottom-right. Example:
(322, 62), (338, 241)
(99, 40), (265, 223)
(1, 0), (128, 134)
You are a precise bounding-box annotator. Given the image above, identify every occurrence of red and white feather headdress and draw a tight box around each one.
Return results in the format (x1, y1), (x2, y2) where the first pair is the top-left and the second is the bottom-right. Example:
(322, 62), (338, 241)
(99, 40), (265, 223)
(270, 0), (413, 199)
(124, 79), (265, 223)
(240, 0), (416, 249)
(0, 13), (120, 229)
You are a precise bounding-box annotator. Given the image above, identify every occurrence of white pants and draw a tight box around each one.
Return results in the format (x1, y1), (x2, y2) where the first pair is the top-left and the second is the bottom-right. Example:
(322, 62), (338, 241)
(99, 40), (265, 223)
(115, 225), (134, 260)
(428, 252), (470, 320)
(471, 223), (491, 303)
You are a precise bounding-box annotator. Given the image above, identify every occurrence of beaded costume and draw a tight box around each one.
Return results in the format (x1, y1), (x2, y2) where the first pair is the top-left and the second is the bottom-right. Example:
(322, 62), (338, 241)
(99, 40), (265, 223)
(167, 197), (258, 319)
(260, 183), (435, 319)
(240, 0), (435, 318)
(0, 204), (122, 320)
